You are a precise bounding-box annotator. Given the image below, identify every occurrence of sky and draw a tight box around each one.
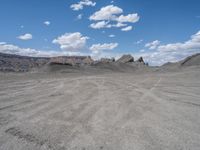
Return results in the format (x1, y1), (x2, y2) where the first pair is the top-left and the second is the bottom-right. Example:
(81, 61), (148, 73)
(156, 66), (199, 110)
(0, 0), (200, 65)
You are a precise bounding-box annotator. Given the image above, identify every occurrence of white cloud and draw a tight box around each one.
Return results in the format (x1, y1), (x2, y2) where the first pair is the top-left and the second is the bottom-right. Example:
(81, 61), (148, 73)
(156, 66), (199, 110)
(0, 42), (87, 57)
(71, 0), (96, 11)
(145, 40), (160, 50)
(89, 5), (139, 31)
(111, 1), (114, 3)
(44, 21), (50, 26)
(139, 31), (200, 65)
(109, 34), (115, 38)
(0, 43), (47, 56)
(157, 31), (200, 52)
(90, 21), (111, 29)
(90, 43), (118, 53)
(90, 21), (128, 29)
(89, 5), (123, 21)
(121, 26), (132, 31)
(17, 33), (33, 40)
(52, 32), (89, 51)
(77, 14), (83, 20)
(112, 22), (127, 27)
(117, 14), (140, 23)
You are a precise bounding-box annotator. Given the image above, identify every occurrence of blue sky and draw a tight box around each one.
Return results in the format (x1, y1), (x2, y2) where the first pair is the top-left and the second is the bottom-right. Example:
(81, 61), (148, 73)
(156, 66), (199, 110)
(0, 0), (200, 65)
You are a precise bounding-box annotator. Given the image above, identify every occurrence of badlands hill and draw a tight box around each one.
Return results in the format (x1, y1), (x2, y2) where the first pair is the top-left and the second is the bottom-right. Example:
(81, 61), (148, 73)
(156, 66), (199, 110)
(0, 52), (200, 73)
(162, 53), (200, 68)
(0, 53), (147, 72)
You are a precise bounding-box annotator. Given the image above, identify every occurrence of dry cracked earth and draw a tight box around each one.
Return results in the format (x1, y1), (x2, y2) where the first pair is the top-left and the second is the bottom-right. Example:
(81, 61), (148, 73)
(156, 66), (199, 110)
(0, 68), (200, 150)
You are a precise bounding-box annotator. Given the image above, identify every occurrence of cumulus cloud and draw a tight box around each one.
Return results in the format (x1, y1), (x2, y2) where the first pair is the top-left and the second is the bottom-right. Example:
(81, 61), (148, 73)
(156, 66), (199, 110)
(90, 21), (128, 29)
(117, 14), (140, 23)
(71, 0), (96, 11)
(17, 33), (33, 40)
(140, 31), (200, 65)
(90, 43), (118, 53)
(89, 5), (123, 21)
(90, 21), (111, 29)
(89, 5), (139, 31)
(121, 26), (132, 31)
(52, 32), (89, 51)
(145, 40), (160, 50)
(0, 42), (87, 57)
(0, 42), (49, 56)
(44, 21), (50, 26)
(157, 31), (200, 52)
(112, 22), (127, 27)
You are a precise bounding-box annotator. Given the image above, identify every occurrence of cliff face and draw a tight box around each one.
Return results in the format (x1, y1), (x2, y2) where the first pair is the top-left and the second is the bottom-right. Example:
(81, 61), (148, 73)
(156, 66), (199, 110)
(49, 56), (94, 66)
(0, 53), (50, 72)
(0, 53), (94, 72)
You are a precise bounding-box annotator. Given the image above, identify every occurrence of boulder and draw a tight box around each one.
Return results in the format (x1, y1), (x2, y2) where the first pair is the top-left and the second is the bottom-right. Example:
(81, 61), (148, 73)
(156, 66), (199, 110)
(117, 55), (134, 63)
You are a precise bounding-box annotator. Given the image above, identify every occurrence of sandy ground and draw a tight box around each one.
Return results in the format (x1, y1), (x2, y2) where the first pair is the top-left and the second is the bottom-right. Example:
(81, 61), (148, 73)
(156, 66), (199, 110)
(0, 68), (200, 150)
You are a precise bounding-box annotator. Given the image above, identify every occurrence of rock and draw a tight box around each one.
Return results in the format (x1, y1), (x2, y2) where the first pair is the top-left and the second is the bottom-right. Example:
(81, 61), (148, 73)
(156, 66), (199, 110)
(49, 56), (93, 66)
(100, 58), (115, 63)
(117, 55), (134, 63)
(136, 57), (145, 64)
(82, 56), (94, 65)
(0, 52), (49, 72)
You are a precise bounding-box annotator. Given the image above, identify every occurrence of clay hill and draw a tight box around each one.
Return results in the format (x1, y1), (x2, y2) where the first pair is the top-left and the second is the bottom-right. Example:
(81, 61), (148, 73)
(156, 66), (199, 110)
(0, 53), (146, 72)
(161, 53), (200, 70)
(0, 52), (199, 72)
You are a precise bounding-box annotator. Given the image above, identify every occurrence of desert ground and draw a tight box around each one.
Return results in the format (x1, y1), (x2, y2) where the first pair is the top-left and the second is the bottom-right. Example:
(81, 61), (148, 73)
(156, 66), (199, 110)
(0, 67), (200, 150)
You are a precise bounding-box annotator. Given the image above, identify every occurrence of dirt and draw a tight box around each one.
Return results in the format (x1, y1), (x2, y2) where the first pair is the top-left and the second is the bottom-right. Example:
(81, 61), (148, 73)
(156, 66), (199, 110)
(0, 67), (200, 150)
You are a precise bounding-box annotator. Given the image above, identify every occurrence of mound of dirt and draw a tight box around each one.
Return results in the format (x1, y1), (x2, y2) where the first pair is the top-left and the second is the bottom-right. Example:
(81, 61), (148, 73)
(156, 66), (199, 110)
(162, 53), (200, 69)
(180, 53), (200, 66)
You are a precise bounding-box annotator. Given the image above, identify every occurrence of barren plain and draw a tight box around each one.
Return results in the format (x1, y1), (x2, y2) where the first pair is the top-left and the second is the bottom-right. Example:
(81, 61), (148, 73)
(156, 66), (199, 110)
(0, 66), (200, 150)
